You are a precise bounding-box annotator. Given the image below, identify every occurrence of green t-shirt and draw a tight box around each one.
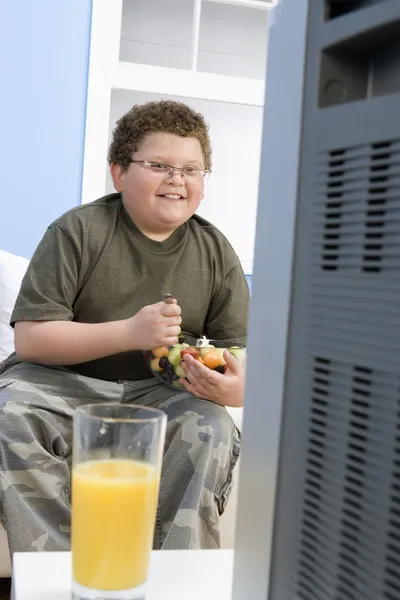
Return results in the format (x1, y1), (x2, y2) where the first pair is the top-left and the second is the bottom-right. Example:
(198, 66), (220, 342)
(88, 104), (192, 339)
(7, 193), (249, 381)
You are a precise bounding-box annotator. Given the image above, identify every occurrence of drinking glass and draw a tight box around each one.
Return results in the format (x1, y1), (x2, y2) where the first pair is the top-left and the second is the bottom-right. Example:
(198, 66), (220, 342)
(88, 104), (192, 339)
(71, 403), (167, 600)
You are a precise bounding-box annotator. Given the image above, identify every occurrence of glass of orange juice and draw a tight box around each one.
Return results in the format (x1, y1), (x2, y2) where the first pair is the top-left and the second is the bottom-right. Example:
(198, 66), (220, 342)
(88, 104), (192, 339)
(71, 403), (166, 600)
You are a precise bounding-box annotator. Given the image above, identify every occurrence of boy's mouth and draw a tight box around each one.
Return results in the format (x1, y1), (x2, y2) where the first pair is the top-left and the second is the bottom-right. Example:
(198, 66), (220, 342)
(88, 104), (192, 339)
(158, 194), (185, 200)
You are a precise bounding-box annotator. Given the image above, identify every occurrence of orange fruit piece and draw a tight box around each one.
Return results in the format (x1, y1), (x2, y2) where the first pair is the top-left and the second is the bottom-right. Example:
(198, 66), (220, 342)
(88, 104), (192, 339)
(153, 346), (169, 358)
(197, 356), (204, 364)
(202, 350), (220, 370)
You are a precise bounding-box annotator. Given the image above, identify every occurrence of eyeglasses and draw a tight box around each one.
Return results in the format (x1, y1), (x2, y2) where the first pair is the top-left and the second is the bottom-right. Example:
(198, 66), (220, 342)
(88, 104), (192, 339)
(129, 160), (210, 182)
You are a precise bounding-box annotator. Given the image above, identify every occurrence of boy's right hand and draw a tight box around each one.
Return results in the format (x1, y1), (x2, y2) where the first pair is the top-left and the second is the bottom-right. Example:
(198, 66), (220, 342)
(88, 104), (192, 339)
(127, 300), (182, 351)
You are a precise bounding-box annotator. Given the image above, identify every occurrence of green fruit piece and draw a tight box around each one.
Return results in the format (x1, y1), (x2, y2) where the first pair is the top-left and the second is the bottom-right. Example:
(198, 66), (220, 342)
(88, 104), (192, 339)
(229, 347), (244, 362)
(214, 348), (227, 366)
(174, 364), (186, 379)
(168, 346), (183, 366)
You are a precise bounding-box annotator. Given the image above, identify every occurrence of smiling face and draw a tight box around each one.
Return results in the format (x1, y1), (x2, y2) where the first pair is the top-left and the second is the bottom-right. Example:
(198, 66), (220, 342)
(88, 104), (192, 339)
(110, 132), (206, 241)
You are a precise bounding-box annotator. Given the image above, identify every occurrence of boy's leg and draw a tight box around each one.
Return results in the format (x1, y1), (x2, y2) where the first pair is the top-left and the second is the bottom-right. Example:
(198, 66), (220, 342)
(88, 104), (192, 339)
(0, 360), (239, 552)
(0, 386), (72, 553)
(123, 382), (240, 549)
(0, 363), (123, 554)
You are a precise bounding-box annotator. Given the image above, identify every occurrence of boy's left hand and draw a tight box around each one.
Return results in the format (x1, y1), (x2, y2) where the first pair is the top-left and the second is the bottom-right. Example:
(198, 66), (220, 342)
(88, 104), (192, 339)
(180, 350), (245, 407)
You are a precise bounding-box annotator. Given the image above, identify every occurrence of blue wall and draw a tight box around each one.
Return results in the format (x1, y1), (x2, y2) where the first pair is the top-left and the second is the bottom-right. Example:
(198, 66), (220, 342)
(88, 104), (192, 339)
(0, 0), (92, 259)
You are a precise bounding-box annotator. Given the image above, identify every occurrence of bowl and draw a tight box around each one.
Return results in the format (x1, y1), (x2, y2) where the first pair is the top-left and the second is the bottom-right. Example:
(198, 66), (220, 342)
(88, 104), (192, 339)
(143, 340), (246, 391)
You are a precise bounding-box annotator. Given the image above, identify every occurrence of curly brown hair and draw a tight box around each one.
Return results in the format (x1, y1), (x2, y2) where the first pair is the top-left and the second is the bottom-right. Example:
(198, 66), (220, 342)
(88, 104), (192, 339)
(108, 100), (212, 172)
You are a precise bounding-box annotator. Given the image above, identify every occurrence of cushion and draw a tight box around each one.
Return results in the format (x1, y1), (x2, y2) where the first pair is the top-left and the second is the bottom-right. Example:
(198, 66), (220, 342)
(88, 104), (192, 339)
(0, 250), (29, 361)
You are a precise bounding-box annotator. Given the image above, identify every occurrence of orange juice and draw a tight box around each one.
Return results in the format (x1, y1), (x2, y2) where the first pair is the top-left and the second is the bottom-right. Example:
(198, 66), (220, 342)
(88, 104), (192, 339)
(72, 459), (159, 591)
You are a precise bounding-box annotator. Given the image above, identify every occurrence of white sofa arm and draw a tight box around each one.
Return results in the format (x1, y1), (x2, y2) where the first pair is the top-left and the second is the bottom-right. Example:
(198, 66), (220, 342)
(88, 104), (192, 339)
(0, 249), (29, 361)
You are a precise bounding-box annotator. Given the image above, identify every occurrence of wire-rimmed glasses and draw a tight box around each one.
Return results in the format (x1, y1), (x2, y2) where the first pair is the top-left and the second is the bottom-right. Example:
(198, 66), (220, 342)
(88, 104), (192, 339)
(130, 160), (210, 183)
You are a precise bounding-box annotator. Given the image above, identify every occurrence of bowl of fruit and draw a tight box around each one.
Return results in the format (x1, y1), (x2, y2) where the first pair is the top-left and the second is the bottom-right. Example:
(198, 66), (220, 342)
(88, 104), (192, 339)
(144, 338), (246, 391)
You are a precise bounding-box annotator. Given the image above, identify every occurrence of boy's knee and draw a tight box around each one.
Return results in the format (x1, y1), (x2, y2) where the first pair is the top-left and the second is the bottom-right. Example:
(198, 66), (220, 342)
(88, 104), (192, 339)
(0, 399), (71, 461)
(189, 398), (235, 439)
(172, 398), (236, 461)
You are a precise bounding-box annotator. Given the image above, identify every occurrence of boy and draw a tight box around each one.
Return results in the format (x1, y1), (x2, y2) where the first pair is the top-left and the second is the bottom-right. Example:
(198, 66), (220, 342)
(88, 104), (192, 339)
(0, 100), (249, 553)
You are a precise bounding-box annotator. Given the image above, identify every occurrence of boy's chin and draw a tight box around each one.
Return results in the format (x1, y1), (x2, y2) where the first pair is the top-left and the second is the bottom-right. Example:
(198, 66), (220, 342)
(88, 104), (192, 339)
(159, 216), (188, 229)
(159, 206), (194, 223)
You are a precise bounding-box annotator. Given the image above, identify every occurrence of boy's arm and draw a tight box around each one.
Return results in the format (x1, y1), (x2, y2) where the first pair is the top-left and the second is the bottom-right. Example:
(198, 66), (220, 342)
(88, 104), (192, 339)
(12, 225), (181, 365)
(15, 302), (182, 365)
(14, 320), (132, 365)
(180, 260), (250, 407)
(205, 262), (250, 346)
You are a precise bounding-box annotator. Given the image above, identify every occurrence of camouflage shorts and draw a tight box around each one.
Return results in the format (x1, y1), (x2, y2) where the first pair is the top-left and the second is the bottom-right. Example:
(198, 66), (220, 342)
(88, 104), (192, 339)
(0, 361), (240, 553)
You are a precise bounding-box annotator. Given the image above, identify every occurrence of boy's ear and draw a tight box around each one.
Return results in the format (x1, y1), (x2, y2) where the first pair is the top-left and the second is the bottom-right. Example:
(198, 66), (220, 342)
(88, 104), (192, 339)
(110, 163), (125, 192)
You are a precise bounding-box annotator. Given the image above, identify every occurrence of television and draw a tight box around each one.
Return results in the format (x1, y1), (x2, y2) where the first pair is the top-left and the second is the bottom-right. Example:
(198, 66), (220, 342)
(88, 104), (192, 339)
(233, 1), (400, 599)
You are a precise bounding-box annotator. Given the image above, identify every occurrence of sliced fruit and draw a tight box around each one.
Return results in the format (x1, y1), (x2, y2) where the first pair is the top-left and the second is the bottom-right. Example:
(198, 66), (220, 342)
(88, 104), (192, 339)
(174, 364), (186, 379)
(168, 345), (184, 366)
(214, 348), (227, 366)
(197, 356), (205, 364)
(153, 346), (169, 358)
(229, 347), (244, 361)
(199, 345), (215, 358)
(158, 356), (169, 370)
(202, 350), (220, 370)
(150, 357), (163, 372)
(180, 347), (200, 360)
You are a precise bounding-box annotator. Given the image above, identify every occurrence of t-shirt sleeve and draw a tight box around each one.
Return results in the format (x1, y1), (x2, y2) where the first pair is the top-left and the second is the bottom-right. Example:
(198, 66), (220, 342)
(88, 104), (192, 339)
(205, 259), (250, 347)
(10, 225), (80, 326)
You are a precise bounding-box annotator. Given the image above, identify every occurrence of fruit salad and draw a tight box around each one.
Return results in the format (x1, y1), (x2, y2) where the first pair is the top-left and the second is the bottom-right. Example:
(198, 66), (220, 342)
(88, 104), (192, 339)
(144, 341), (245, 390)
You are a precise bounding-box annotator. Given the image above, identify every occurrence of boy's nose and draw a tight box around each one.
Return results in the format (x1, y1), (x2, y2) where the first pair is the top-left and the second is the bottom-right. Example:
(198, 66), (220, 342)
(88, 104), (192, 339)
(168, 169), (185, 183)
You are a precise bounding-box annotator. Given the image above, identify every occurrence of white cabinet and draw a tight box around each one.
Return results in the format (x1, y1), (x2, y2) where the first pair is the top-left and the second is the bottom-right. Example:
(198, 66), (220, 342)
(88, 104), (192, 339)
(82, 0), (276, 272)
(198, 2), (268, 79)
(119, 0), (194, 70)
(118, 0), (269, 79)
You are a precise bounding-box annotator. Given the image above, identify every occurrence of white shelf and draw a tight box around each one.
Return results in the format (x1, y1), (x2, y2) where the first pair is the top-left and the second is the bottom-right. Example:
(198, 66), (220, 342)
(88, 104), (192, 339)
(198, 1), (269, 79)
(113, 61), (265, 106)
(81, 0), (123, 207)
(191, 0), (202, 71)
(118, 0), (271, 79)
(204, 0), (274, 9)
(119, 0), (193, 70)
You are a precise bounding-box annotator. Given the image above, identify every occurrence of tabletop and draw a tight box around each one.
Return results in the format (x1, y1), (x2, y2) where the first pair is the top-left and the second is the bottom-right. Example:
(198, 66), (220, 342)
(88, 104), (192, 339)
(12, 549), (234, 600)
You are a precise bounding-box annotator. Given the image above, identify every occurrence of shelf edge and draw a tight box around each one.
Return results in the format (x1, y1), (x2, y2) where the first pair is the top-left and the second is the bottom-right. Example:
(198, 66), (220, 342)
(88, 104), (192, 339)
(113, 61), (265, 106)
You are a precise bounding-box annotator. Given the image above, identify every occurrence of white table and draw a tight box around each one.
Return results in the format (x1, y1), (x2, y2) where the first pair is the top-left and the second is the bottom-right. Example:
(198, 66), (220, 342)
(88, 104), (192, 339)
(12, 549), (234, 600)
